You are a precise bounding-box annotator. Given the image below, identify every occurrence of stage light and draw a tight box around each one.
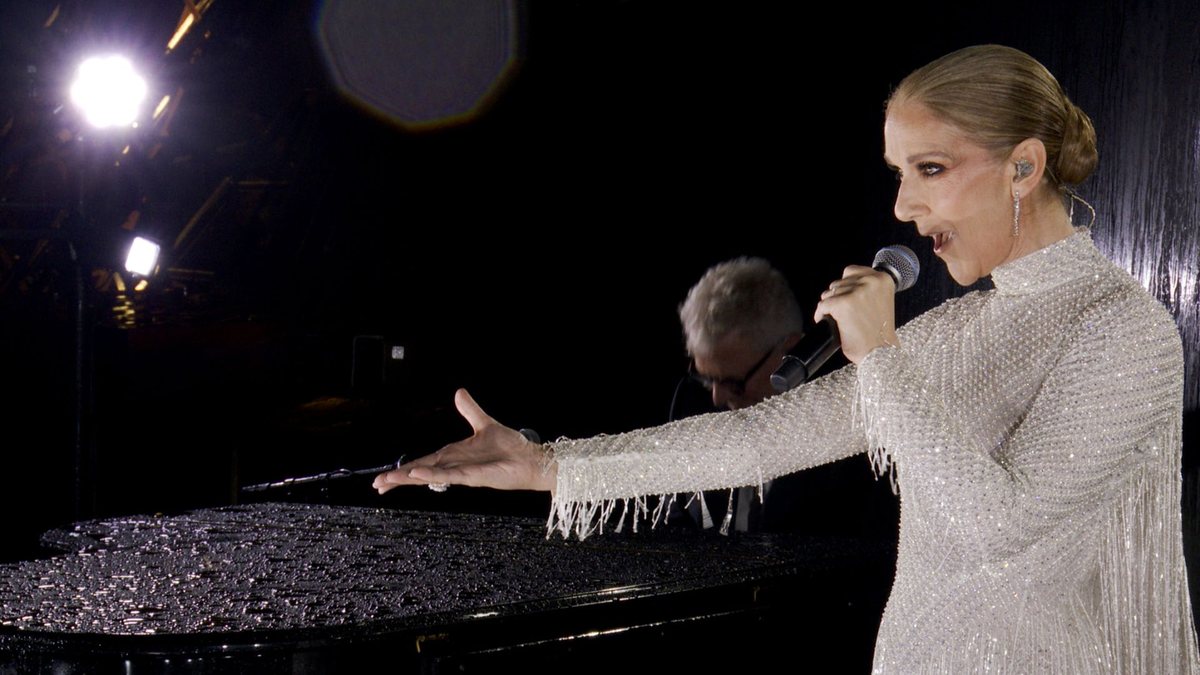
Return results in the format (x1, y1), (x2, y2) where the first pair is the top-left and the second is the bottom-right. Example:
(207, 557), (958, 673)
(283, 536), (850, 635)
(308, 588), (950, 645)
(69, 55), (148, 129)
(124, 237), (160, 276)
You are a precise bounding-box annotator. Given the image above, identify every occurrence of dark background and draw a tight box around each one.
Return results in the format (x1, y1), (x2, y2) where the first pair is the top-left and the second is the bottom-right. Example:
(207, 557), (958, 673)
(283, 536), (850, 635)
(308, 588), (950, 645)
(0, 0), (1196, 612)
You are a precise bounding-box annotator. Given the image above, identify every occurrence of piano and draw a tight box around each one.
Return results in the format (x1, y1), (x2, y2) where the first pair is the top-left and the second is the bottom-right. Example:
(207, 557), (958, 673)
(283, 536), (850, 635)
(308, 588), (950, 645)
(0, 502), (892, 673)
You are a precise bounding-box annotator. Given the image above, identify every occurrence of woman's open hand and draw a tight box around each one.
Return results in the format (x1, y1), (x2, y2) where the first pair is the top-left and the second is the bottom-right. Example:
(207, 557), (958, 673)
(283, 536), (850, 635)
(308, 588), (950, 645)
(373, 388), (555, 494)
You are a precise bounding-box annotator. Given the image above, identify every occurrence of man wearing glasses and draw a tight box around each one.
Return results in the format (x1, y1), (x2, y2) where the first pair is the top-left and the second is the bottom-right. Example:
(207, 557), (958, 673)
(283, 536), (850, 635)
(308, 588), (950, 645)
(679, 257), (805, 412)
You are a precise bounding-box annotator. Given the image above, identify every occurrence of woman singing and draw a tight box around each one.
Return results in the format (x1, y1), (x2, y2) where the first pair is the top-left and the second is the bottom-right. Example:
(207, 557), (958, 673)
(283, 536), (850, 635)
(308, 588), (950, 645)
(375, 45), (1199, 673)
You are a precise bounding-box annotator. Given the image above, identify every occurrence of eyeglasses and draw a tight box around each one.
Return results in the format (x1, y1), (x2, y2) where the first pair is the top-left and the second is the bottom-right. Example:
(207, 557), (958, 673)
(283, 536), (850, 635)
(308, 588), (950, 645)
(688, 344), (778, 397)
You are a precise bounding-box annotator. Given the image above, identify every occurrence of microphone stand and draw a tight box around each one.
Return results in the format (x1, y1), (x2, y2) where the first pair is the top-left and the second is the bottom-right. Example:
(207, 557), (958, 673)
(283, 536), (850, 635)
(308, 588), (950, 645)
(241, 457), (405, 493)
(240, 428), (542, 494)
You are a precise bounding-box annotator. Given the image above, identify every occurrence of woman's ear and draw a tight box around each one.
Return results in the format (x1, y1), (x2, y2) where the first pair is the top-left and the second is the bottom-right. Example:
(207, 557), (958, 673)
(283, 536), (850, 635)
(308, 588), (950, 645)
(1009, 138), (1048, 195)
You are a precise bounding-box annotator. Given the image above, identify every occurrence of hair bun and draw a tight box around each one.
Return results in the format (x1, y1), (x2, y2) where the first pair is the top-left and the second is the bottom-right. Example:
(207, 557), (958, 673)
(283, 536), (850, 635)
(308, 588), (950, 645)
(1056, 100), (1098, 185)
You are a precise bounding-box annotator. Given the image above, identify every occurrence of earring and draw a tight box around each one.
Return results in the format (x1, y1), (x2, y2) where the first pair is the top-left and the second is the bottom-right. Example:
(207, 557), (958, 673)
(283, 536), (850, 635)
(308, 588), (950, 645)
(1015, 159), (1033, 180)
(1012, 189), (1021, 238)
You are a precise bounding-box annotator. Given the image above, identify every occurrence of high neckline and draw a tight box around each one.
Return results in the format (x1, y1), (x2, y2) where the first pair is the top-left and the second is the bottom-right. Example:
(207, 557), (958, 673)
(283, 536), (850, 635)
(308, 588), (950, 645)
(989, 228), (1099, 295)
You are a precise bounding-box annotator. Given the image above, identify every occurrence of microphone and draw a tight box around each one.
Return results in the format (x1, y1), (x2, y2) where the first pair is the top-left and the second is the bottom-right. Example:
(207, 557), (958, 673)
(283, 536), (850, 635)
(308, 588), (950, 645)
(770, 245), (919, 392)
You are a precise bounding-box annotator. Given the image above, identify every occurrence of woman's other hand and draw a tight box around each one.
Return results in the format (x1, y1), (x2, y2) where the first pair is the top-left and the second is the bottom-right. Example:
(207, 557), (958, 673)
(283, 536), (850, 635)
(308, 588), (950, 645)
(373, 389), (555, 494)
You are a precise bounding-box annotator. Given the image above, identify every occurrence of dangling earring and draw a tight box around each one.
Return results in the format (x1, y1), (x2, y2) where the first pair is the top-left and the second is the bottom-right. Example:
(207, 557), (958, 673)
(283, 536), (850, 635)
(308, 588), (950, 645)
(1012, 159), (1031, 238)
(1012, 189), (1021, 238)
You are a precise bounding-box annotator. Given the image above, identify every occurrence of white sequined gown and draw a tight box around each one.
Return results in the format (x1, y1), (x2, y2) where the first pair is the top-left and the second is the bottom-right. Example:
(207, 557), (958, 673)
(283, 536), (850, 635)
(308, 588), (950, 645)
(547, 231), (1199, 673)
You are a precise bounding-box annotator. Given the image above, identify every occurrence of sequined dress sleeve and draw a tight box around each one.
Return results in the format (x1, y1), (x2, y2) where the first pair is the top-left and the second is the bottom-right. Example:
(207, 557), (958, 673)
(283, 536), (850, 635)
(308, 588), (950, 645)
(547, 359), (867, 538)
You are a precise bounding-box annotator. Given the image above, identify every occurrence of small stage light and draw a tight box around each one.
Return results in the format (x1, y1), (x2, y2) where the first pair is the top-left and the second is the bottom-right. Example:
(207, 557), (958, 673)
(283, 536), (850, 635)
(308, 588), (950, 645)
(124, 237), (161, 276)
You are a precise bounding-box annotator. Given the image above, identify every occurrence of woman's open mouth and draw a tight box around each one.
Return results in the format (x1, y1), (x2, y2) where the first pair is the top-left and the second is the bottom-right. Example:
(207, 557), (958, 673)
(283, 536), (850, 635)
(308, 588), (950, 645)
(932, 231), (954, 254)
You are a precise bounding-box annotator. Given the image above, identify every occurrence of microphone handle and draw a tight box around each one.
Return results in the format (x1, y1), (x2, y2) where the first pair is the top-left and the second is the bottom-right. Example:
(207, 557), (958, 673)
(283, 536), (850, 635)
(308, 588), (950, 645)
(770, 254), (911, 392)
(770, 318), (841, 392)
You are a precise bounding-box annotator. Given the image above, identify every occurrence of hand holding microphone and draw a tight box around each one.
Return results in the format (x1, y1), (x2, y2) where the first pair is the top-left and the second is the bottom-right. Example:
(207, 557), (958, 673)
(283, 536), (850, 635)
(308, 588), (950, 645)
(771, 246), (919, 391)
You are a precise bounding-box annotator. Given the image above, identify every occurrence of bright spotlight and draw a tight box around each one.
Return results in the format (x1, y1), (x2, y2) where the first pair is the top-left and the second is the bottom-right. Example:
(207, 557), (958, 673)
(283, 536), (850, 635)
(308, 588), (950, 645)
(69, 55), (148, 129)
(124, 237), (160, 276)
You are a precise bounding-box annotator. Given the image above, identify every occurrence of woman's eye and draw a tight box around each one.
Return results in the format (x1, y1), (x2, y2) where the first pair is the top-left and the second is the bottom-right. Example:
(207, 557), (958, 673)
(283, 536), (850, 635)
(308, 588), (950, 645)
(917, 162), (944, 177)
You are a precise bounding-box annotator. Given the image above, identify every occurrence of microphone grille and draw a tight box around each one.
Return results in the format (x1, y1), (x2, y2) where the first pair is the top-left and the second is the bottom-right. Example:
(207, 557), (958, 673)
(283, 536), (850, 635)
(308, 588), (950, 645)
(873, 245), (920, 292)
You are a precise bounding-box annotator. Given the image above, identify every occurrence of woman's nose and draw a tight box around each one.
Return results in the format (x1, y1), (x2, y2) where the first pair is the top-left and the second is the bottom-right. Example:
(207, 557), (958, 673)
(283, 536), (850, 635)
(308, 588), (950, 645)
(893, 177), (925, 223)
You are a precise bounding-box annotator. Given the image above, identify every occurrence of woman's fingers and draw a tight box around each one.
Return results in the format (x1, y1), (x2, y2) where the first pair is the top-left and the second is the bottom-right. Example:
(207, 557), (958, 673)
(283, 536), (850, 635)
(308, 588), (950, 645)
(373, 445), (462, 492)
(373, 426), (515, 494)
(372, 447), (449, 492)
(373, 455), (437, 490)
(812, 265), (899, 363)
(373, 468), (420, 492)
